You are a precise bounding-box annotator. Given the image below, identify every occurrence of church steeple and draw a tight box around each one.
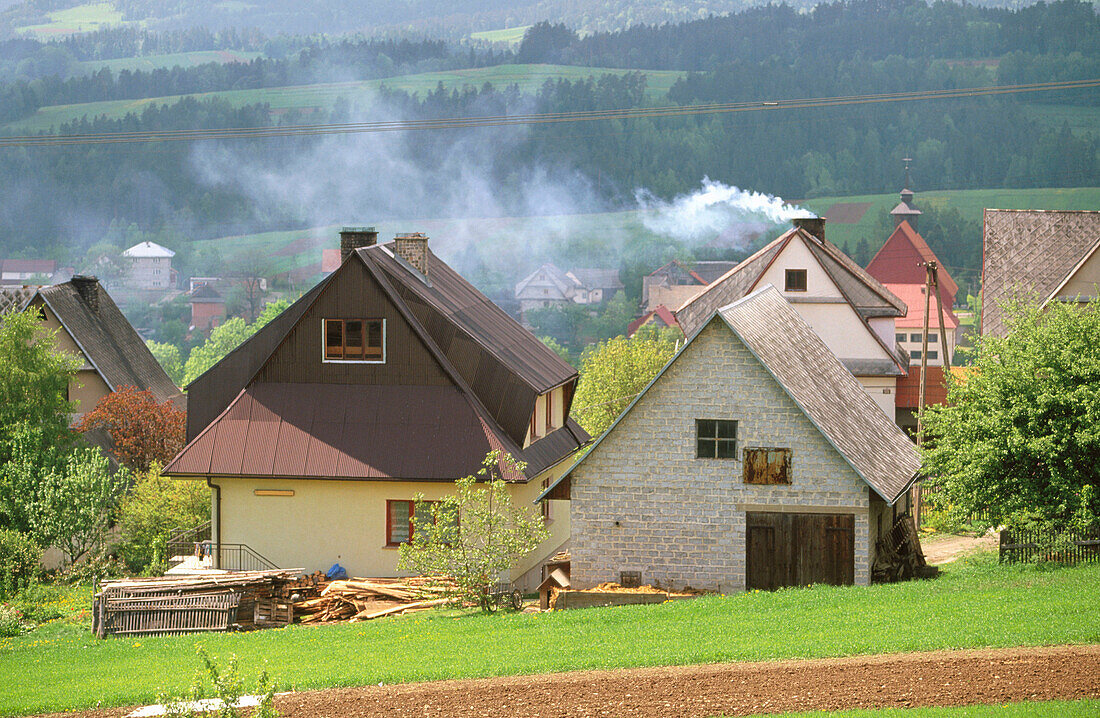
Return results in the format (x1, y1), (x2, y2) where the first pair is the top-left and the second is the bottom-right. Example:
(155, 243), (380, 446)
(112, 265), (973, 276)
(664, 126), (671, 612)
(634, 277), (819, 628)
(890, 157), (921, 229)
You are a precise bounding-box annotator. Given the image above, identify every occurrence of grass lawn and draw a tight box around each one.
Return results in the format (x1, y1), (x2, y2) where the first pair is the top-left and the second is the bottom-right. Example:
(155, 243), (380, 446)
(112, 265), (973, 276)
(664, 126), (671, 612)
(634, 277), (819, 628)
(1, 63), (684, 133)
(757, 701), (1100, 717)
(799, 186), (1100, 252)
(469, 26), (531, 45)
(74, 50), (264, 75)
(2, 554), (1098, 716)
(16, 2), (126, 37)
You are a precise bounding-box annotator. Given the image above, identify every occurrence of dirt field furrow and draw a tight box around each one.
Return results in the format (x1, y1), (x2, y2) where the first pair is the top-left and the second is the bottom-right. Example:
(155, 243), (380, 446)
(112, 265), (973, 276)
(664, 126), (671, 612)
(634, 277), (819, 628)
(44, 644), (1100, 718)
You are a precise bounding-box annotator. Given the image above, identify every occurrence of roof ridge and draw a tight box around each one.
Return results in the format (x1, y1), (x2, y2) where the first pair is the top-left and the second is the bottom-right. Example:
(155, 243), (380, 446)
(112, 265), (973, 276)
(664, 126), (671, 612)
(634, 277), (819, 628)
(676, 232), (789, 312)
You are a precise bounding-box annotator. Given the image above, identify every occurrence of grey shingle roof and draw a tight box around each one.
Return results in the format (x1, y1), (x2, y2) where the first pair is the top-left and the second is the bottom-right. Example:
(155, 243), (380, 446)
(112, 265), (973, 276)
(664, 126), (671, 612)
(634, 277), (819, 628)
(35, 281), (183, 406)
(567, 268), (623, 291)
(0, 286), (36, 315)
(718, 286), (920, 503)
(981, 210), (1100, 338)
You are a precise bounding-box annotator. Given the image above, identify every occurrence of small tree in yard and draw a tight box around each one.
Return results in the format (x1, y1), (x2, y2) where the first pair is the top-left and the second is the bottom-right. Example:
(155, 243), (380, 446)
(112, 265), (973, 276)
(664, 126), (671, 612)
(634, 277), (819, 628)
(117, 463), (209, 574)
(75, 386), (186, 472)
(922, 296), (1100, 531)
(397, 452), (549, 611)
(35, 447), (129, 565)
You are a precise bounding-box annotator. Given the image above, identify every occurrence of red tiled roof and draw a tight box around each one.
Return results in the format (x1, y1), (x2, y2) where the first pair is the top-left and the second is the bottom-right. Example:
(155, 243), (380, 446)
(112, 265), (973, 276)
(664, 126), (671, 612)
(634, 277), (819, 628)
(627, 305), (681, 336)
(895, 365), (949, 409)
(884, 283), (959, 330)
(866, 221), (958, 303)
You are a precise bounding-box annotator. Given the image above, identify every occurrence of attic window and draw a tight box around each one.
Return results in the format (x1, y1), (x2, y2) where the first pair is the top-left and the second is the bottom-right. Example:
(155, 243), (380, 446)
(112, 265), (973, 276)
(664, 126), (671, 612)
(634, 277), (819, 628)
(324, 319), (384, 362)
(785, 269), (808, 292)
(696, 419), (737, 459)
(743, 448), (792, 485)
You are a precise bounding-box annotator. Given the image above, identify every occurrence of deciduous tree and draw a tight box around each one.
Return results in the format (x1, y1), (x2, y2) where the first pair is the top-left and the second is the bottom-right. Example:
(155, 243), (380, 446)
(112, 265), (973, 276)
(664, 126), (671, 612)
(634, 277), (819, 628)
(397, 452), (549, 611)
(182, 299), (289, 385)
(922, 297), (1100, 528)
(75, 386), (186, 472)
(571, 324), (681, 438)
(116, 463), (210, 573)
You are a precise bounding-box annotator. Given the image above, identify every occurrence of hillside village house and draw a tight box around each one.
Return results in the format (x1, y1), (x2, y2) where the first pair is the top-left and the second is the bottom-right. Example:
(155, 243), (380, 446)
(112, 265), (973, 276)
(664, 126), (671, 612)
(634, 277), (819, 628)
(981, 209), (1100, 338)
(641, 260), (737, 313)
(1, 276), (183, 416)
(0, 258), (60, 286)
(676, 218), (908, 418)
(123, 240), (175, 290)
(541, 286), (921, 592)
(164, 229), (590, 590)
(514, 263), (624, 321)
(866, 218), (960, 431)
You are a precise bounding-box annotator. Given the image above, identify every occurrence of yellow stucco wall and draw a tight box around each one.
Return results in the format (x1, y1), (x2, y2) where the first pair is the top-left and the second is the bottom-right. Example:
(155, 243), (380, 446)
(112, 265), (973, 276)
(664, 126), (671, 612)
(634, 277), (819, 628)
(205, 458), (573, 592)
(1056, 248), (1100, 301)
(37, 302), (111, 414)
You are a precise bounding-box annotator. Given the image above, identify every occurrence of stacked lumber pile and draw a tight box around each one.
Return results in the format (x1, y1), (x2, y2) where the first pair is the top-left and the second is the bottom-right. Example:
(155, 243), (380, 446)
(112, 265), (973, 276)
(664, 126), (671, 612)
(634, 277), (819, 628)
(295, 577), (456, 623)
(94, 569), (303, 637)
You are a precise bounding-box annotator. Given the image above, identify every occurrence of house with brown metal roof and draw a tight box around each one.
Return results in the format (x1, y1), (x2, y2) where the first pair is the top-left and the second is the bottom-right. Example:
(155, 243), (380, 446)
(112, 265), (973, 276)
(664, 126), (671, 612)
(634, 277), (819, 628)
(540, 285), (921, 592)
(981, 209), (1100, 338)
(676, 218), (909, 418)
(6, 276), (183, 416)
(164, 229), (589, 589)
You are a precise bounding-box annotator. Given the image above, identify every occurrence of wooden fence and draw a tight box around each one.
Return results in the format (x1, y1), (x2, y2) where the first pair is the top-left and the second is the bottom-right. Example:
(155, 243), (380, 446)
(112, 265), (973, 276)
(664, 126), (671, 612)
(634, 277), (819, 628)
(94, 591), (240, 638)
(918, 483), (991, 526)
(999, 527), (1100, 565)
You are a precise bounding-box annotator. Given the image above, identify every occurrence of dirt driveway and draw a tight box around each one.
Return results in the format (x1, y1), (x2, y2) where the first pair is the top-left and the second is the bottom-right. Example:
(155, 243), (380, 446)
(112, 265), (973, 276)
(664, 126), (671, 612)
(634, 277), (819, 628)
(921, 533), (999, 564)
(48, 644), (1100, 718)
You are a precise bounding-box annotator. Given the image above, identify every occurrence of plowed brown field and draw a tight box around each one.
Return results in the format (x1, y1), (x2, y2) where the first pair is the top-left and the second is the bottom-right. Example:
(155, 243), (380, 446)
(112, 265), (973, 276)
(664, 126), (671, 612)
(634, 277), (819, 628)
(44, 644), (1100, 718)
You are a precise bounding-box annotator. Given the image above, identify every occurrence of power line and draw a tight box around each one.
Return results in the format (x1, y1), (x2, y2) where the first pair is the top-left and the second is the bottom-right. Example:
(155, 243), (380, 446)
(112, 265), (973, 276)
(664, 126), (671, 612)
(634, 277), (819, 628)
(0, 78), (1096, 148)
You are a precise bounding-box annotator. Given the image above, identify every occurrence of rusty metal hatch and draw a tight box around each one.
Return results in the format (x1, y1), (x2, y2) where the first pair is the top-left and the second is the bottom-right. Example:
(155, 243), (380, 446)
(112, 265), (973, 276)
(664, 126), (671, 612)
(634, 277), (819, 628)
(743, 447), (792, 485)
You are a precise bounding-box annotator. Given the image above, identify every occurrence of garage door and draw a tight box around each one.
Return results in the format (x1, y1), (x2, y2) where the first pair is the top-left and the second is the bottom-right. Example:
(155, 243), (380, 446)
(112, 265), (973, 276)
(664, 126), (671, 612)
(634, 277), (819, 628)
(746, 512), (854, 590)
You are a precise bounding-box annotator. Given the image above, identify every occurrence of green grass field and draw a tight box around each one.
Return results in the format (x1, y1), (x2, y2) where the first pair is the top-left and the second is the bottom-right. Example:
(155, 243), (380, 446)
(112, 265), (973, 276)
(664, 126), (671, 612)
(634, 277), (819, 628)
(469, 26), (531, 45)
(1, 555), (1097, 716)
(194, 186), (1100, 292)
(1, 64), (684, 133)
(74, 50), (264, 75)
(16, 1), (126, 37)
(801, 186), (1100, 252)
(764, 702), (1100, 717)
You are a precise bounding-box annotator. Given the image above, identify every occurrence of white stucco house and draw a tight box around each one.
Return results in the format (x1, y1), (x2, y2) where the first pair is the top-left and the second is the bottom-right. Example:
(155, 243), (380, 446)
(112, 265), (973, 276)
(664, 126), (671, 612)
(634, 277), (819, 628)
(122, 241), (176, 290)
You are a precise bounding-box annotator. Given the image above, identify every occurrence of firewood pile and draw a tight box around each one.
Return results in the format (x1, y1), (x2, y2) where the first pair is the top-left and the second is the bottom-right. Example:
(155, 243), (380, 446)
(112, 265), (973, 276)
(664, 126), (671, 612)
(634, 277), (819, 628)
(295, 577), (457, 623)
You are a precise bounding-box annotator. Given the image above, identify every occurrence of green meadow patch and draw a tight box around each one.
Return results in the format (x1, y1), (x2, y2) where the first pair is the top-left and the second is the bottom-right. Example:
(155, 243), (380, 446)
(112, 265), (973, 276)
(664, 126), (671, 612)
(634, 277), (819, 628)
(1, 555), (1097, 716)
(17, 2), (126, 37)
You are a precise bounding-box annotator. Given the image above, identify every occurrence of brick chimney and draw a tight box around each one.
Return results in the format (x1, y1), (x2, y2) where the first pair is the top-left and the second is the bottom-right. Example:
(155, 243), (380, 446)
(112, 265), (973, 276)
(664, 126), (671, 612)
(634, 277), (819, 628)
(792, 216), (826, 243)
(340, 226), (378, 262)
(393, 233), (429, 276)
(71, 275), (99, 313)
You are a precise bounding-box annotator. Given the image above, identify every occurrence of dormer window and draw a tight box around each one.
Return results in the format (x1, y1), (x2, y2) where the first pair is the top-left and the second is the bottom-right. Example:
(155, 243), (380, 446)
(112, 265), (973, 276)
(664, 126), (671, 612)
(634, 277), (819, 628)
(785, 269), (807, 292)
(324, 318), (384, 362)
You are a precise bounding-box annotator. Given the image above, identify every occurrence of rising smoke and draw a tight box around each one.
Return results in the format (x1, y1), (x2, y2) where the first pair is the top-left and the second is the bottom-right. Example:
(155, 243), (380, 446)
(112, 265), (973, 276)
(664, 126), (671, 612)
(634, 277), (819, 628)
(635, 177), (812, 249)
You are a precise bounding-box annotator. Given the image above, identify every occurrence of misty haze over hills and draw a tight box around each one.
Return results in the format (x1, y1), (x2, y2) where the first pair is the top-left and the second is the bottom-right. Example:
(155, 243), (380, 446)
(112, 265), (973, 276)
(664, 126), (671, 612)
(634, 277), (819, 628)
(0, 0), (1072, 39)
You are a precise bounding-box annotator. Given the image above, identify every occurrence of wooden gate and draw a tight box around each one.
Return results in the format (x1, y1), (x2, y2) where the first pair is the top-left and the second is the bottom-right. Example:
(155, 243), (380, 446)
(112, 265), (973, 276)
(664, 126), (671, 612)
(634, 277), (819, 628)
(746, 512), (854, 590)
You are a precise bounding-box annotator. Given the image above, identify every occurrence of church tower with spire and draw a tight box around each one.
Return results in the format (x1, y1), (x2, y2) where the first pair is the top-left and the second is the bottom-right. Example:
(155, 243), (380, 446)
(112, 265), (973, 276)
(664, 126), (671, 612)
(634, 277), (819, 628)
(890, 157), (922, 229)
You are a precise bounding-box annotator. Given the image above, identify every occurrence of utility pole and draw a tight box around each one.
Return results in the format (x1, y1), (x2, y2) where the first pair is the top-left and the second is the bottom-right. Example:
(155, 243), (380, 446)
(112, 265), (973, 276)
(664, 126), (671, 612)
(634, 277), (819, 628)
(913, 259), (934, 529)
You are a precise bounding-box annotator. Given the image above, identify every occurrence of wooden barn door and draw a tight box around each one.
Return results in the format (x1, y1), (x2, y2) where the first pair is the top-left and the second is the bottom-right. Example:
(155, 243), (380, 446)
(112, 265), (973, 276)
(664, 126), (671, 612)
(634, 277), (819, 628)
(746, 512), (854, 590)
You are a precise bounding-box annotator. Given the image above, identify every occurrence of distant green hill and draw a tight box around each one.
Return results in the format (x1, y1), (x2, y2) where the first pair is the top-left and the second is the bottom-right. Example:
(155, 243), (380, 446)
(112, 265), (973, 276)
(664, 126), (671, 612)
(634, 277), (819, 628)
(194, 186), (1100, 292)
(2, 64), (684, 133)
(73, 50), (263, 74)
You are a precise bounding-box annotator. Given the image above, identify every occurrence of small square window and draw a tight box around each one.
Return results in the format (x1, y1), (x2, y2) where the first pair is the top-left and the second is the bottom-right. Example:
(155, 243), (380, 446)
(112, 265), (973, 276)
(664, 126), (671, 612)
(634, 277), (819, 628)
(910, 349), (922, 360)
(324, 318), (384, 362)
(910, 333), (922, 343)
(927, 350), (938, 360)
(895, 333), (906, 344)
(696, 419), (737, 459)
(785, 269), (808, 292)
(927, 333), (938, 343)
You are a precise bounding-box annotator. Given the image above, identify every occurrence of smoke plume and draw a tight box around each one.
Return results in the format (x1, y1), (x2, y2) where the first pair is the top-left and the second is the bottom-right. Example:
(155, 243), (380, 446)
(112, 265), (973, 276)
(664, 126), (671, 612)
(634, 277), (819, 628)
(635, 177), (812, 249)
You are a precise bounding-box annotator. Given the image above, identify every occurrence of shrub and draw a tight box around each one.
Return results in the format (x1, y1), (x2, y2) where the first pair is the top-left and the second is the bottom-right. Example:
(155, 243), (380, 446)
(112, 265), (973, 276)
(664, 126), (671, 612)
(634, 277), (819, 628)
(0, 529), (41, 598)
(0, 603), (25, 637)
(164, 646), (278, 718)
(11, 583), (64, 625)
(117, 464), (209, 574)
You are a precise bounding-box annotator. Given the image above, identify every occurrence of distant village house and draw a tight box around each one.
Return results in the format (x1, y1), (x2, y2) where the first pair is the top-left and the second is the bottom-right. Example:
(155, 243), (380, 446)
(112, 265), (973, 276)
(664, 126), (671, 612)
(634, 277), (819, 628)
(122, 241), (176, 290)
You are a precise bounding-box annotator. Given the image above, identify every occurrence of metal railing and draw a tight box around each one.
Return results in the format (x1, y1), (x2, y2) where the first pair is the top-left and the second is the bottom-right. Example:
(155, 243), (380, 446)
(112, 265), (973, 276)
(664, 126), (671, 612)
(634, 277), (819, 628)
(166, 521), (212, 568)
(210, 544), (280, 572)
(165, 521), (279, 573)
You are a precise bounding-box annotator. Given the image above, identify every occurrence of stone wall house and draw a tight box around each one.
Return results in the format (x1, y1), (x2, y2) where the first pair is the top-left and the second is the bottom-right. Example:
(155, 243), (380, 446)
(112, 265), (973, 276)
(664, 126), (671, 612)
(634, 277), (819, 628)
(541, 286), (920, 592)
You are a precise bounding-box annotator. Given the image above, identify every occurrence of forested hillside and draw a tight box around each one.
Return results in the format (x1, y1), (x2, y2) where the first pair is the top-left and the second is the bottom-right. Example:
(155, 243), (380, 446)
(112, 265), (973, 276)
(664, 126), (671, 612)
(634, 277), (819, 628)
(0, 0), (1096, 269)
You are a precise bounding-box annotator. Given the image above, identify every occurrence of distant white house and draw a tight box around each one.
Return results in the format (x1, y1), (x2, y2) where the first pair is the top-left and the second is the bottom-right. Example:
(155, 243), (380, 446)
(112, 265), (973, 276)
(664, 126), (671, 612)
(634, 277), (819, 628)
(122, 241), (175, 290)
(514, 263), (623, 321)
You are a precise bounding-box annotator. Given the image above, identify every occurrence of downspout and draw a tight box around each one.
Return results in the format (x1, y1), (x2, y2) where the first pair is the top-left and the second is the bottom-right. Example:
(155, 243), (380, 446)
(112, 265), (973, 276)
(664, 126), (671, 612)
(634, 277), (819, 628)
(206, 476), (221, 569)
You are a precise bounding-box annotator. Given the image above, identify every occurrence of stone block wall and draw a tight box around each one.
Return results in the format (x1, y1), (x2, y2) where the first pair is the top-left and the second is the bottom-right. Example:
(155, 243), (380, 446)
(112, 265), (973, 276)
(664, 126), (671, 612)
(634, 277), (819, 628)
(570, 319), (872, 591)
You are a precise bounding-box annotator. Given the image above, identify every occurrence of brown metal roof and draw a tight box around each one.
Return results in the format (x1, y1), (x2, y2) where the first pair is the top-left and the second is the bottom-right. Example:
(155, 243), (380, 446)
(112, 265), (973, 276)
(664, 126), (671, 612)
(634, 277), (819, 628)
(185, 275), (333, 440)
(981, 210), (1100, 338)
(165, 382), (526, 481)
(35, 280), (182, 406)
(366, 246), (577, 394)
(521, 418), (591, 477)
